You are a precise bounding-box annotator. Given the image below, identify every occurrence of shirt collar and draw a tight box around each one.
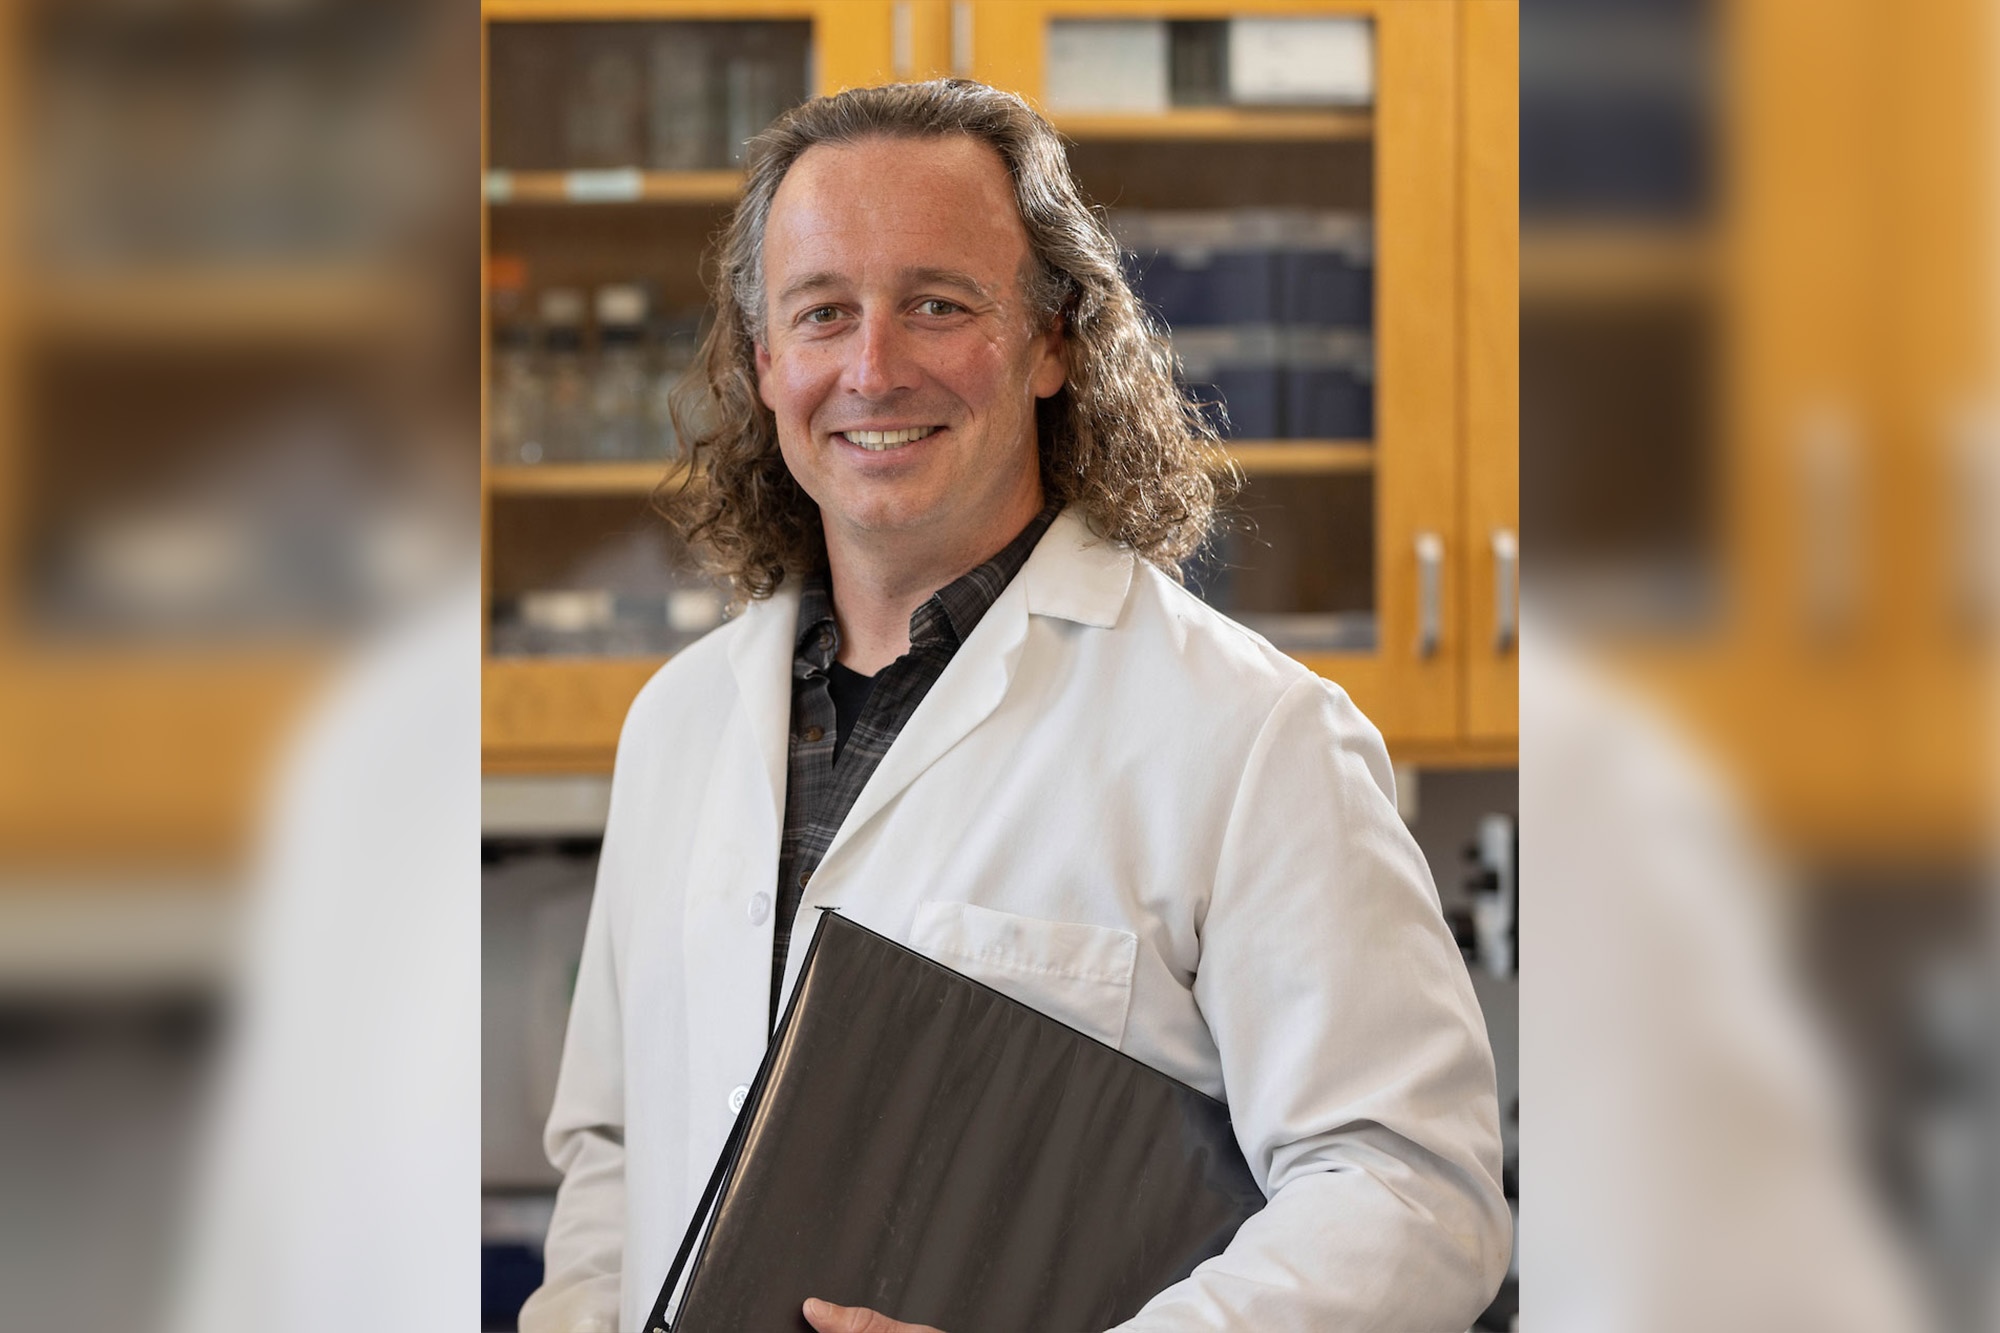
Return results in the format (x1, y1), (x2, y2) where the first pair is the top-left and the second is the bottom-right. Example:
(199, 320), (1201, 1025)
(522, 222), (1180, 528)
(793, 501), (1061, 668)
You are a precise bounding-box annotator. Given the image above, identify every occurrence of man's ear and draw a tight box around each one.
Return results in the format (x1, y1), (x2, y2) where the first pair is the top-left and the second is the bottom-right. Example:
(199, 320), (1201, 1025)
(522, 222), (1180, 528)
(753, 339), (776, 411)
(1030, 316), (1068, 400)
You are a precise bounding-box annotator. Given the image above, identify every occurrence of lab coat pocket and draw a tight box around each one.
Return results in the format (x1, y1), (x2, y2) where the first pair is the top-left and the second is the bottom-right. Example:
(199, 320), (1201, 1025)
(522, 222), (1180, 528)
(910, 901), (1137, 1048)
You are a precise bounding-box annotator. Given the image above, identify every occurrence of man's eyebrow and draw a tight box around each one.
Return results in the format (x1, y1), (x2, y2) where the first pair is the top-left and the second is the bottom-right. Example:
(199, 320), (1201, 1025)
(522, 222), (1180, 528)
(774, 267), (999, 308)
(775, 272), (846, 306)
(904, 267), (996, 300)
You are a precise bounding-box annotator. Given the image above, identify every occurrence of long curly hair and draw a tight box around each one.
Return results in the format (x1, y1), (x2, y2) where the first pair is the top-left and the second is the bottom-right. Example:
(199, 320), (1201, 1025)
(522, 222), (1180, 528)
(657, 78), (1232, 599)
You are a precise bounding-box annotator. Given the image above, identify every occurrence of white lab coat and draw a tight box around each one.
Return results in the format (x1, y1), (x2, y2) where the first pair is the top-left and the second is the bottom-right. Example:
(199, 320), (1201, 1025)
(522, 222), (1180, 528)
(522, 509), (1509, 1333)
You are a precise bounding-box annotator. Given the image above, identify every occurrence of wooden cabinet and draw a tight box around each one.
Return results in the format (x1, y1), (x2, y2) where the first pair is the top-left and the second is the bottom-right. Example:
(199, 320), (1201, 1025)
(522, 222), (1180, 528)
(0, 3), (439, 870)
(1522, 0), (1992, 862)
(481, 0), (1520, 772)
(1461, 0), (1518, 747)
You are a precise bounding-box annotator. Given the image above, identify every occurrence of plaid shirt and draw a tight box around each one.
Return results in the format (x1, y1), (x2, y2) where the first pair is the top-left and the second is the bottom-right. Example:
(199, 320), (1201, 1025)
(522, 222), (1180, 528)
(769, 504), (1060, 1028)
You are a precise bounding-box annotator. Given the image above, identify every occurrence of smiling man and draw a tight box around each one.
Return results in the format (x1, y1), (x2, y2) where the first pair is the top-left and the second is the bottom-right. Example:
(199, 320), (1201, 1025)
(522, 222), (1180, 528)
(519, 81), (1508, 1333)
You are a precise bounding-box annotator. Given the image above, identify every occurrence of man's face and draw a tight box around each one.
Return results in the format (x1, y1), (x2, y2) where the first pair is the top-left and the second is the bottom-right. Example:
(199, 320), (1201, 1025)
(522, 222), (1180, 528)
(753, 135), (1067, 555)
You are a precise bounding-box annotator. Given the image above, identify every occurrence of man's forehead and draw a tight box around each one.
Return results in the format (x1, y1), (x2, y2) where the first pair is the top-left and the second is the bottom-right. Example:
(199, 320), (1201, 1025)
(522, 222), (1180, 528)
(762, 135), (1032, 280)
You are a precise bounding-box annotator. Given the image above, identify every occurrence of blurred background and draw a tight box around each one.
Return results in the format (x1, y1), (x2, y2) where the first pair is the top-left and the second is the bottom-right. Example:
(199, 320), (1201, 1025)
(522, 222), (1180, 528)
(0, 1), (478, 1331)
(1523, 0), (1995, 1331)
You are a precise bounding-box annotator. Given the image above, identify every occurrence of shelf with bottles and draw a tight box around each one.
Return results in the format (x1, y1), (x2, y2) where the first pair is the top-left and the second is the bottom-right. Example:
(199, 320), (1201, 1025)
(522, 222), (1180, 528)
(485, 18), (812, 179)
(487, 491), (729, 660)
(484, 466), (1383, 666)
(488, 270), (705, 469)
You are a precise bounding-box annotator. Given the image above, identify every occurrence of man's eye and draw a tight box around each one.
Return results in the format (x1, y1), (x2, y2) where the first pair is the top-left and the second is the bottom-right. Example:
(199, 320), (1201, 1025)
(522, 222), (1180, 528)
(915, 299), (963, 317)
(802, 306), (841, 324)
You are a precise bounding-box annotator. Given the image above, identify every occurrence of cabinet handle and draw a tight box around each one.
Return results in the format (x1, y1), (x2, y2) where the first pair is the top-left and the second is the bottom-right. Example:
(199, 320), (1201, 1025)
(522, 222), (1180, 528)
(1492, 528), (1519, 653)
(1416, 531), (1444, 658)
(1951, 404), (2000, 631)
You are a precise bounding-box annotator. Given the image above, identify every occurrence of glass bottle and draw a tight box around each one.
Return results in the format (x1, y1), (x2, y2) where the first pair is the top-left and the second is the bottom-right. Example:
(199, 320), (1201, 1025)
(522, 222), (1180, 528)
(591, 285), (650, 461)
(646, 313), (702, 459)
(490, 321), (546, 465)
(539, 287), (591, 462)
(488, 261), (545, 465)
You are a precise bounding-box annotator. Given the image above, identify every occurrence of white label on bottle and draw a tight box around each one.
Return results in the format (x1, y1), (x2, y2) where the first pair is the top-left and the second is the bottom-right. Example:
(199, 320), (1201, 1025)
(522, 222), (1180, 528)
(564, 168), (645, 202)
(483, 170), (514, 202)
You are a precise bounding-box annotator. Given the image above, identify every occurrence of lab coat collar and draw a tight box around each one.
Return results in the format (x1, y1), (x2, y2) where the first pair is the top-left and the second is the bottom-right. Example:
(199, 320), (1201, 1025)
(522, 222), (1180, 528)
(1021, 506), (1135, 629)
(726, 507), (1135, 868)
(716, 504), (1136, 842)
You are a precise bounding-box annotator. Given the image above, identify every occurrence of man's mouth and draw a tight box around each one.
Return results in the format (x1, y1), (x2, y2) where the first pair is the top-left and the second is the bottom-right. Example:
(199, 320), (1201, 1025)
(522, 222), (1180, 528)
(836, 426), (943, 451)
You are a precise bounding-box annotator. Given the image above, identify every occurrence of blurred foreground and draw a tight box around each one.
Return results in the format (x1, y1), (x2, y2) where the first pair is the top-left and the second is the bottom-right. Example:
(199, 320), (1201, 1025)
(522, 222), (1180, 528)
(0, 1), (479, 1331)
(1525, 0), (1995, 1330)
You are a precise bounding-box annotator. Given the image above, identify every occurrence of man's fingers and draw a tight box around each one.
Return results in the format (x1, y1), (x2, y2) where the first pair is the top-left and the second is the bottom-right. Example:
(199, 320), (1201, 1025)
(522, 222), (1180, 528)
(801, 1296), (944, 1333)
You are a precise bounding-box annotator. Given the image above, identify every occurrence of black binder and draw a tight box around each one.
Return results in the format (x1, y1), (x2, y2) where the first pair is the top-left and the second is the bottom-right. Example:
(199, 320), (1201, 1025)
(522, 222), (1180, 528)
(648, 910), (1266, 1333)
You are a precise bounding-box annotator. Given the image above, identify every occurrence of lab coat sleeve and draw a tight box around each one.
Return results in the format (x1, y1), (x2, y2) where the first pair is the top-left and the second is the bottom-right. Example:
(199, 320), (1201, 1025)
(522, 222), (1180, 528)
(517, 826), (629, 1333)
(1119, 674), (1511, 1333)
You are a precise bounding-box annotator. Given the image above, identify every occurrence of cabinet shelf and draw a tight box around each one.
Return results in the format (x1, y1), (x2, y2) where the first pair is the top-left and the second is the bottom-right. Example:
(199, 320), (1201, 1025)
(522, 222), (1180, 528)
(488, 461), (690, 496)
(27, 268), (423, 345)
(485, 169), (743, 206)
(1053, 108), (1372, 143)
(1520, 225), (1713, 305)
(1220, 440), (1373, 474)
(485, 444), (1370, 498)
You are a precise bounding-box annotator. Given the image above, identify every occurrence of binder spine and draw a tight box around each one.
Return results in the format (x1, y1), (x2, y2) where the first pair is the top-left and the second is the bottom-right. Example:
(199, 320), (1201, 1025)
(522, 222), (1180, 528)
(647, 909), (841, 1333)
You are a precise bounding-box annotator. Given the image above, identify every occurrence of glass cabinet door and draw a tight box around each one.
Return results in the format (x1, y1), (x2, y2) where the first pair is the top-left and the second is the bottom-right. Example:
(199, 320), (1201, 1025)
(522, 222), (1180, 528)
(480, 0), (1491, 768)
(972, 0), (1462, 746)
(481, 3), (911, 769)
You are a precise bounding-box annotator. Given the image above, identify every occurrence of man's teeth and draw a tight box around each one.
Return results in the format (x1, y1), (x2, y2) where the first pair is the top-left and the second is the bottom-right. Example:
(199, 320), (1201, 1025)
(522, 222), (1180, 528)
(843, 426), (940, 449)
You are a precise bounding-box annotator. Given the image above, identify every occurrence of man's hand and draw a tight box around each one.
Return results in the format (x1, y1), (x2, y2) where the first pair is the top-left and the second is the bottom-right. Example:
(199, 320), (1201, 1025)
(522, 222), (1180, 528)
(801, 1297), (946, 1333)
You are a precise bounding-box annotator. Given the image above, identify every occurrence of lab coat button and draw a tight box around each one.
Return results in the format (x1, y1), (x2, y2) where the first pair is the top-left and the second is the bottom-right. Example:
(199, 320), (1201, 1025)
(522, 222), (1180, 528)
(727, 1084), (749, 1114)
(748, 892), (771, 925)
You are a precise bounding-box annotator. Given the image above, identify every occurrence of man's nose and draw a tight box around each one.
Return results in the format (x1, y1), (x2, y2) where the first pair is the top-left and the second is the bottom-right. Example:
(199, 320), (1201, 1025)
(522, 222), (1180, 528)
(843, 309), (921, 398)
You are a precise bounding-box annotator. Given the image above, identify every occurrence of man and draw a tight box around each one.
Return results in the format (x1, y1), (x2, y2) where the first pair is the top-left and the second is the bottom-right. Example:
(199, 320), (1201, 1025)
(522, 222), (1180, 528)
(521, 80), (1507, 1333)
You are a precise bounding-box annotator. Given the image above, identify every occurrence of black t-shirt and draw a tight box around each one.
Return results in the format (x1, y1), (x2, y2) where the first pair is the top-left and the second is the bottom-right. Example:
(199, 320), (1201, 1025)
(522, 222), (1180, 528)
(825, 660), (877, 766)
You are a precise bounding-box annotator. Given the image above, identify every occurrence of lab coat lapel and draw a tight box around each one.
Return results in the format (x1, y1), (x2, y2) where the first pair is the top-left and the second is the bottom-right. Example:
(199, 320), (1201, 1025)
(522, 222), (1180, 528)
(725, 585), (800, 828)
(681, 586), (800, 1177)
(815, 580), (1028, 878)
(811, 509), (1135, 880)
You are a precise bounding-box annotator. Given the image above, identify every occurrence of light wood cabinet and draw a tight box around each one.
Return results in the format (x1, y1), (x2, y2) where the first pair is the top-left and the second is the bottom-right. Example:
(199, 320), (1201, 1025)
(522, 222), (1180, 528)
(480, 0), (1520, 772)
(0, 4), (432, 870)
(1524, 0), (1992, 861)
